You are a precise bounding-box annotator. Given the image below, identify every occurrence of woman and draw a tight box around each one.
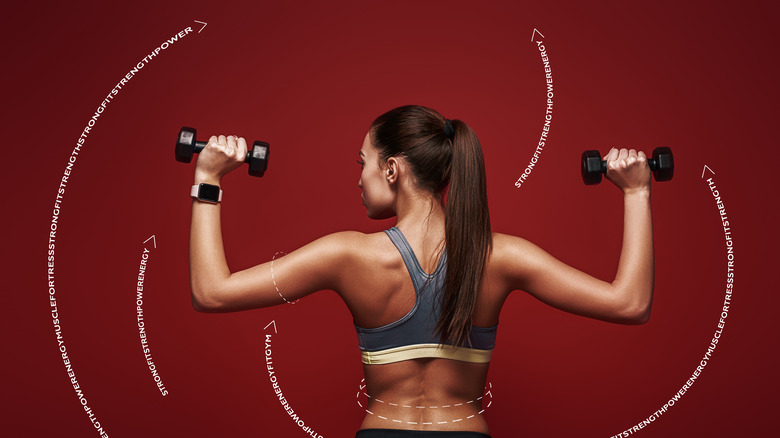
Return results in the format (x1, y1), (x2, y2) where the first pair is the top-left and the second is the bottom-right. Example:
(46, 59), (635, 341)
(188, 105), (654, 437)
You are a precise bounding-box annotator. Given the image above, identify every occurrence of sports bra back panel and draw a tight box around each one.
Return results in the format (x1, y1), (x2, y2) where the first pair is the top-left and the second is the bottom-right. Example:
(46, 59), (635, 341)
(354, 227), (497, 365)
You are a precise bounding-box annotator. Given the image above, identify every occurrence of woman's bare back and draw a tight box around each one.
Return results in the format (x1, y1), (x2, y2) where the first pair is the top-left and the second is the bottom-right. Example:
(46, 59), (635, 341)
(341, 230), (495, 433)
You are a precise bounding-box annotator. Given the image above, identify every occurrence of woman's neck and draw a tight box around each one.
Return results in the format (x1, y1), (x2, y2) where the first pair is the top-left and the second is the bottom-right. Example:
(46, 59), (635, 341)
(394, 189), (446, 270)
(395, 187), (444, 227)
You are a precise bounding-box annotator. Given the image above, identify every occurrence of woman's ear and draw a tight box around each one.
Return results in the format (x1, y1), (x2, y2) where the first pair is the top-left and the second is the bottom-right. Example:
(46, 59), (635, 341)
(385, 157), (399, 184)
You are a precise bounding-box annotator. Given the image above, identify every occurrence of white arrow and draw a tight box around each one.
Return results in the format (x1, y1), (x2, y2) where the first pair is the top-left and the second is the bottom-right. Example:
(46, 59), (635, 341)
(194, 20), (208, 33)
(264, 320), (277, 333)
(143, 235), (157, 249)
(531, 28), (545, 41)
(701, 165), (715, 178)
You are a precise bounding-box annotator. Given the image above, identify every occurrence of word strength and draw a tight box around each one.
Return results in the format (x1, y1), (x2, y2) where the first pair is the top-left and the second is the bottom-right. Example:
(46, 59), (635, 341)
(515, 39), (553, 189)
(136, 247), (167, 396)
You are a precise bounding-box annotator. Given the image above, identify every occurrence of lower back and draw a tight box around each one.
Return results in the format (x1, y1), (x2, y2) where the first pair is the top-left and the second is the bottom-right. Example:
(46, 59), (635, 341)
(359, 359), (491, 433)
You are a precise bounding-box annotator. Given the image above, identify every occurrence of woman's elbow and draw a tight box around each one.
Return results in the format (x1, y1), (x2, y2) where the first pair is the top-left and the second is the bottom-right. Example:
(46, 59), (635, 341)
(623, 306), (651, 324)
(616, 298), (652, 325)
(190, 284), (227, 312)
(609, 287), (652, 324)
(191, 297), (218, 313)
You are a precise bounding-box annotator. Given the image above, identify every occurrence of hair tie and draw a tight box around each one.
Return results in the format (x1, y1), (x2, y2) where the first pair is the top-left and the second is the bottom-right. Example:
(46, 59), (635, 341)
(443, 118), (455, 140)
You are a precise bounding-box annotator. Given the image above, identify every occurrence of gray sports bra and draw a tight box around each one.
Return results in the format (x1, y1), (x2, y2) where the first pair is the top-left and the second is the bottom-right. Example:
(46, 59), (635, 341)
(354, 227), (497, 365)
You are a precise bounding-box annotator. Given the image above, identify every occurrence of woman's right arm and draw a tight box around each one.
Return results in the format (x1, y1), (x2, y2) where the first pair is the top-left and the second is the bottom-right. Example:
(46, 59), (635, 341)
(494, 148), (654, 324)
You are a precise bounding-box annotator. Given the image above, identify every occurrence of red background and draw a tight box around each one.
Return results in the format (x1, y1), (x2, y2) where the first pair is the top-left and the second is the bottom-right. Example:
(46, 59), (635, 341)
(4, 0), (778, 436)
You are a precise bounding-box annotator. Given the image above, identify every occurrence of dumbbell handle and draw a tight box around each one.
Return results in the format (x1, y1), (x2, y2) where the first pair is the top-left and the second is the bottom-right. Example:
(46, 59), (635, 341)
(598, 157), (661, 173)
(193, 140), (207, 153)
(192, 140), (263, 164)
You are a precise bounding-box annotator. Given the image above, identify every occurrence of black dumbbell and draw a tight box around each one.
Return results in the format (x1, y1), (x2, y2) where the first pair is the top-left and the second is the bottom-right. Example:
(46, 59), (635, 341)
(175, 126), (270, 177)
(581, 147), (673, 185)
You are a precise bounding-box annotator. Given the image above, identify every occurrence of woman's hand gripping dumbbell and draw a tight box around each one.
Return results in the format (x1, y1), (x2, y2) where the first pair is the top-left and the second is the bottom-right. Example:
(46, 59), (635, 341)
(175, 126), (270, 177)
(581, 147), (673, 185)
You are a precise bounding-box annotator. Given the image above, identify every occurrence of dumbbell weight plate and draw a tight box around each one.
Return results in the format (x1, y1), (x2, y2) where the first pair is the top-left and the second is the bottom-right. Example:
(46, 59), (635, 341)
(248, 141), (270, 177)
(175, 126), (198, 163)
(652, 147), (674, 182)
(581, 150), (603, 185)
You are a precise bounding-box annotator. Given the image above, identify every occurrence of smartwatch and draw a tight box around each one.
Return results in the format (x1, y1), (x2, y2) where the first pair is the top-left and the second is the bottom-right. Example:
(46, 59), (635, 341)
(191, 183), (223, 204)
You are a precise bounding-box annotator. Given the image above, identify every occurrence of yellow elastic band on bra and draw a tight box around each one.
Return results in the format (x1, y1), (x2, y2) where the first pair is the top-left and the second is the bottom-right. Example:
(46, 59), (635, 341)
(361, 343), (493, 365)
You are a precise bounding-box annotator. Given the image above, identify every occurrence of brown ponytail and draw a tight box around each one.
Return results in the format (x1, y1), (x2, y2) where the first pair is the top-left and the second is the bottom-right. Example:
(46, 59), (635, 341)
(439, 119), (492, 347)
(369, 105), (491, 347)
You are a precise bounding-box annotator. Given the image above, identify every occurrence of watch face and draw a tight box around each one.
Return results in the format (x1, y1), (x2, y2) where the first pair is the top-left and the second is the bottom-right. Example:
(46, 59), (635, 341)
(199, 183), (221, 202)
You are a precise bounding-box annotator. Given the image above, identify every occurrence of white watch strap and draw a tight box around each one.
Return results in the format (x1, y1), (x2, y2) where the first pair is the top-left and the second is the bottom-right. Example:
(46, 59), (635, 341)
(190, 184), (223, 202)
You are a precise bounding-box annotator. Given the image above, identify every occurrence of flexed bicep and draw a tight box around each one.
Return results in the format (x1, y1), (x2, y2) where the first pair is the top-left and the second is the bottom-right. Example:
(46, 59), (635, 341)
(494, 233), (651, 325)
(191, 232), (358, 313)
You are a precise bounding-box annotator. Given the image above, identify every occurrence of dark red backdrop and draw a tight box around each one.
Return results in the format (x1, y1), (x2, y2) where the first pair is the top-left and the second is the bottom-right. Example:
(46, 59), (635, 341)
(4, 0), (778, 436)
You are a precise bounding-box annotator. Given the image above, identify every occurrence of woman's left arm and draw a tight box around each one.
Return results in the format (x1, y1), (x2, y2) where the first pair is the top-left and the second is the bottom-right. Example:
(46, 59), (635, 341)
(493, 148), (654, 324)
